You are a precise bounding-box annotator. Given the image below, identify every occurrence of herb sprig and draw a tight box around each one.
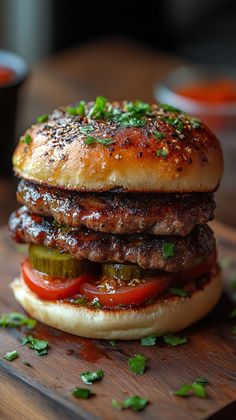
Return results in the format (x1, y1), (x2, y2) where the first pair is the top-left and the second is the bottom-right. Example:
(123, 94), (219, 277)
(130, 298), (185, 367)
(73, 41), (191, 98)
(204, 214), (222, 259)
(3, 350), (19, 361)
(174, 378), (209, 398)
(112, 395), (149, 411)
(21, 335), (48, 356)
(80, 370), (104, 385)
(128, 354), (147, 375)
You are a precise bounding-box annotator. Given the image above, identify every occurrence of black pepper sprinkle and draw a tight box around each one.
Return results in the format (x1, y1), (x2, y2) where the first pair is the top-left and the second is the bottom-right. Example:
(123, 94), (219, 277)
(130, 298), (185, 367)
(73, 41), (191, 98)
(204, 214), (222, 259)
(137, 151), (143, 158)
(60, 154), (65, 160)
(49, 158), (55, 162)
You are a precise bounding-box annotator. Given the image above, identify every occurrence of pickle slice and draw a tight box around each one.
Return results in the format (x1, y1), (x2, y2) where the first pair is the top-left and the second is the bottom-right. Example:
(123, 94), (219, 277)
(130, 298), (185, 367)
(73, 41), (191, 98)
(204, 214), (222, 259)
(102, 263), (156, 281)
(29, 244), (89, 278)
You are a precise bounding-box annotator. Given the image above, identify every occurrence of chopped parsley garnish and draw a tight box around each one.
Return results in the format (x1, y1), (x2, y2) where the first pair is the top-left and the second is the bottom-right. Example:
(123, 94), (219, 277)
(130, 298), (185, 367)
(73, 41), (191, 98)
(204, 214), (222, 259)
(89, 96), (108, 119)
(0, 312), (36, 329)
(84, 135), (113, 146)
(191, 118), (201, 129)
(141, 336), (157, 346)
(168, 286), (191, 297)
(21, 134), (32, 145)
(72, 387), (94, 399)
(112, 395), (149, 411)
(162, 242), (174, 258)
(232, 326), (236, 335)
(80, 370), (104, 385)
(22, 360), (32, 367)
(153, 130), (165, 140)
(21, 335), (48, 356)
(156, 148), (168, 158)
(37, 114), (48, 123)
(79, 125), (94, 134)
(161, 117), (184, 132)
(230, 308), (236, 318)
(72, 297), (88, 305)
(174, 379), (208, 398)
(159, 103), (180, 113)
(163, 334), (187, 346)
(67, 101), (85, 116)
(118, 115), (146, 127)
(91, 297), (102, 308)
(3, 350), (19, 361)
(128, 354), (147, 375)
(125, 100), (151, 116)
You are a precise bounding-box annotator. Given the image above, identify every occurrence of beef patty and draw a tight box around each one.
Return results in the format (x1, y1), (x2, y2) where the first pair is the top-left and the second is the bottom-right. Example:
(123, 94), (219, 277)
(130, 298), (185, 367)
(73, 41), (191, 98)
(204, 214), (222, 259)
(9, 207), (215, 272)
(17, 180), (215, 236)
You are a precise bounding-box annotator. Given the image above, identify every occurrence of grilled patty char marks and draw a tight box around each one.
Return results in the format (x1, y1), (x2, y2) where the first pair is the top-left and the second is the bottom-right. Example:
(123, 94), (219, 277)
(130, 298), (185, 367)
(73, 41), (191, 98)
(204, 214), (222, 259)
(9, 207), (215, 272)
(17, 180), (215, 236)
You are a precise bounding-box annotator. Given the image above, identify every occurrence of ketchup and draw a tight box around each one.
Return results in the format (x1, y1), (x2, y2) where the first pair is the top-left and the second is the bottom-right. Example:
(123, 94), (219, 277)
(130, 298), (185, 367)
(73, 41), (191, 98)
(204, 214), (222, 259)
(0, 67), (15, 85)
(177, 79), (236, 104)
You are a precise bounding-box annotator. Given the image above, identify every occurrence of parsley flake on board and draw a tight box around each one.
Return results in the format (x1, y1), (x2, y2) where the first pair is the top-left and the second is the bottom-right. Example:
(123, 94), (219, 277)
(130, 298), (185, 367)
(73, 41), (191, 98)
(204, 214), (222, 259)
(141, 336), (157, 346)
(174, 379), (208, 398)
(168, 286), (191, 297)
(0, 312), (36, 329)
(163, 334), (187, 346)
(72, 388), (94, 399)
(21, 134), (32, 145)
(84, 135), (113, 146)
(22, 360), (32, 367)
(153, 130), (165, 140)
(112, 395), (149, 411)
(162, 242), (174, 258)
(3, 350), (19, 361)
(128, 354), (147, 375)
(37, 114), (48, 123)
(80, 370), (104, 385)
(67, 100), (85, 116)
(21, 335), (48, 356)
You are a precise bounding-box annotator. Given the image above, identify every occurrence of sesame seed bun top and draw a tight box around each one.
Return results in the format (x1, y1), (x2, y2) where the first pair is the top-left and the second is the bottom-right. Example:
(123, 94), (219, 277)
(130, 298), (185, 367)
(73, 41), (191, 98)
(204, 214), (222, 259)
(12, 99), (223, 192)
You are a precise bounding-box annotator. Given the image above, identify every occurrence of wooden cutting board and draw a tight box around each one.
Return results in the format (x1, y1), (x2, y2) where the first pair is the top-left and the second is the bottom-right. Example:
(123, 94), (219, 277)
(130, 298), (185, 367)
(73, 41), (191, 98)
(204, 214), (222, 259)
(0, 222), (235, 420)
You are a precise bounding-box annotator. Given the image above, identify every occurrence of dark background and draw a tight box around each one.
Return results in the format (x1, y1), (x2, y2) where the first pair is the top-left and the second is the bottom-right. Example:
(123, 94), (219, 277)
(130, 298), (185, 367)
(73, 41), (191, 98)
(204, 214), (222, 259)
(1, 0), (236, 65)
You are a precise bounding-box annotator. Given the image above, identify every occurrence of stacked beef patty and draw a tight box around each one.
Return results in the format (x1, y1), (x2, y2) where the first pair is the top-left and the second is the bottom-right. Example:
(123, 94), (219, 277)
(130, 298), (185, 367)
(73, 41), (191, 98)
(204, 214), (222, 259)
(9, 99), (223, 339)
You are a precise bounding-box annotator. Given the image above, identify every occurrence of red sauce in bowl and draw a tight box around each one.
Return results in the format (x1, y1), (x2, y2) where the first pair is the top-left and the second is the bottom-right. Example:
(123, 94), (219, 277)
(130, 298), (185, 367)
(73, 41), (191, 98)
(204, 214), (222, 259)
(0, 67), (15, 85)
(177, 78), (236, 104)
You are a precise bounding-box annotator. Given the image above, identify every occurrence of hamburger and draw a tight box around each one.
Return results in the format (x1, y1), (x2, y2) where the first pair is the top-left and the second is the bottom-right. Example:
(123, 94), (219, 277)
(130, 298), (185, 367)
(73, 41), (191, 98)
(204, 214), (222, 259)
(9, 97), (223, 339)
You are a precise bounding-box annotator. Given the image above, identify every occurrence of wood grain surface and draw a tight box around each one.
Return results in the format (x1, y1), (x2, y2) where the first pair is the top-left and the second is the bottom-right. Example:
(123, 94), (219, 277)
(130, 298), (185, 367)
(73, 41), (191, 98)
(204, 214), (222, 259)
(0, 221), (236, 420)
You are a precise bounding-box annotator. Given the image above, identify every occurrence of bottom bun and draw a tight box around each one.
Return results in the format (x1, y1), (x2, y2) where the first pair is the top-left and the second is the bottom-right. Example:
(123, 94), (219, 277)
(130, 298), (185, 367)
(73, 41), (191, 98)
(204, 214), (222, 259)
(10, 268), (222, 340)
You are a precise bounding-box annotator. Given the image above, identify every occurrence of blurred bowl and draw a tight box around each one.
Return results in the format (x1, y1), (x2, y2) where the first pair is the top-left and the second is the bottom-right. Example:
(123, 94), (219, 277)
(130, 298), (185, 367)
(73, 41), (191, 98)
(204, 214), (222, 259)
(0, 50), (29, 175)
(0, 49), (28, 88)
(154, 65), (236, 132)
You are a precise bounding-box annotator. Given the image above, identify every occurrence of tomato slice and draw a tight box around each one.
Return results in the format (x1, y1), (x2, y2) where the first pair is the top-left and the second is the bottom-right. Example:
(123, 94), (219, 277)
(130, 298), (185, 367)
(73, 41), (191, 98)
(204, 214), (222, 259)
(21, 259), (92, 300)
(79, 276), (172, 307)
